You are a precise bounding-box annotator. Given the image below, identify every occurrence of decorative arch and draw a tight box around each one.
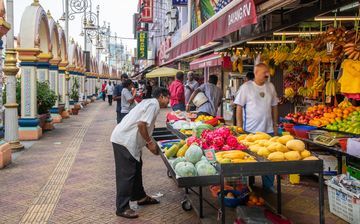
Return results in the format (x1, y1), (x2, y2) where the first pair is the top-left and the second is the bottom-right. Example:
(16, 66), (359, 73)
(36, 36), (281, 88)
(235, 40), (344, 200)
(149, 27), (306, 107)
(18, 2), (51, 54)
(58, 26), (68, 63)
(68, 40), (79, 68)
(47, 11), (60, 60)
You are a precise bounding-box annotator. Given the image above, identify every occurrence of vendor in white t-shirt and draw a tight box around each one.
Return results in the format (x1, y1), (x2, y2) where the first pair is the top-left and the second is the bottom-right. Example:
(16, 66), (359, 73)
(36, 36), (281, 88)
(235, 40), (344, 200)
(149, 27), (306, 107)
(110, 87), (170, 219)
(234, 63), (279, 192)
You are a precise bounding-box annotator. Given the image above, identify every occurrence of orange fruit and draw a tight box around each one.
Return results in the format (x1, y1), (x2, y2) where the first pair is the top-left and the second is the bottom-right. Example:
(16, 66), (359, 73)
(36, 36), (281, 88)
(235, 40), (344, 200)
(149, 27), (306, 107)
(343, 109), (349, 115)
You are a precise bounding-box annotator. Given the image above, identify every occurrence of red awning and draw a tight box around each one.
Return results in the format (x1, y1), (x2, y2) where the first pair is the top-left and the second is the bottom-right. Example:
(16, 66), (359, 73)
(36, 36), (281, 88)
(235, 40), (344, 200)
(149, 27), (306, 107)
(166, 0), (257, 62)
(190, 54), (232, 70)
(190, 54), (221, 70)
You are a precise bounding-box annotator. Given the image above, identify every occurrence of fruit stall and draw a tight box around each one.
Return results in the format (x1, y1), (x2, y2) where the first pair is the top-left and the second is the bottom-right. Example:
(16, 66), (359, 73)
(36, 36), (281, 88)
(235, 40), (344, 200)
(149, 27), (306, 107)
(155, 122), (328, 224)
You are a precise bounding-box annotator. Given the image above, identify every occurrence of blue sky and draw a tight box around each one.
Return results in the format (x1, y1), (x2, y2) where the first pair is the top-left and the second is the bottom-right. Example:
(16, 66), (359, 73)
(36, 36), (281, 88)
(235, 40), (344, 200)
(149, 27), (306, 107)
(12, 0), (138, 54)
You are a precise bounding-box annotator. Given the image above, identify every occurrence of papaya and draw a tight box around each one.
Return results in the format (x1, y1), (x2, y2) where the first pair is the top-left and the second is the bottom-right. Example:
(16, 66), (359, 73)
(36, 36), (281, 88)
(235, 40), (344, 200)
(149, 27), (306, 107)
(176, 144), (189, 157)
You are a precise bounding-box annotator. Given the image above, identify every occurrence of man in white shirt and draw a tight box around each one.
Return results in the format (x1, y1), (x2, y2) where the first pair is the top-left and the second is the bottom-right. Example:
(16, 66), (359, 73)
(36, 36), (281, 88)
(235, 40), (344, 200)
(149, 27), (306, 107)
(110, 87), (170, 219)
(185, 71), (199, 110)
(234, 63), (279, 192)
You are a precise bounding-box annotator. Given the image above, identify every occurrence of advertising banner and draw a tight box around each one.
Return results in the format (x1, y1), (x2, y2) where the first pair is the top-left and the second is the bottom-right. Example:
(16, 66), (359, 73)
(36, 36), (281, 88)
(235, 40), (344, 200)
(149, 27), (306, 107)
(139, 0), (153, 23)
(137, 31), (148, 60)
(172, 0), (188, 6)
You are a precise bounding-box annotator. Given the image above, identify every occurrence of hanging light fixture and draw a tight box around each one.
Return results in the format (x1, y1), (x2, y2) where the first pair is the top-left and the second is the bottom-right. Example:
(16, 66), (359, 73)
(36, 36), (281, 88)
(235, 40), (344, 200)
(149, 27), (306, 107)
(246, 40), (296, 44)
(273, 31), (324, 36)
(314, 16), (360, 21)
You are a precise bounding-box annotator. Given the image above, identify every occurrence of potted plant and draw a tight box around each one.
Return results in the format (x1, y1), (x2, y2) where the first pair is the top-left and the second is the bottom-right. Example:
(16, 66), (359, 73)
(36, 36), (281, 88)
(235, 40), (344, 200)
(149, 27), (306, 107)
(37, 81), (57, 130)
(70, 76), (81, 114)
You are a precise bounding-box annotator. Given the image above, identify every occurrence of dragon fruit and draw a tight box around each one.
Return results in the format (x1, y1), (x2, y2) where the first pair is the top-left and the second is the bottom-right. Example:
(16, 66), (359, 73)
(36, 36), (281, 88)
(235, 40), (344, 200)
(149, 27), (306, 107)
(226, 135), (239, 148)
(222, 145), (232, 151)
(186, 136), (200, 146)
(213, 136), (225, 148)
(214, 127), (231, 139)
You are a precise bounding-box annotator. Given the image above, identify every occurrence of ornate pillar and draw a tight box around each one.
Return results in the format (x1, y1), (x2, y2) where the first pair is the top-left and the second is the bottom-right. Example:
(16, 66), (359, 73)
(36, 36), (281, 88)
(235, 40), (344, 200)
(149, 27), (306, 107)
(58, 61), (69, 118)
(64, 71), (70, 112)
(17, 49), (42, 141)
(49, 58), (62, 123)
(36, 53), (52, 82)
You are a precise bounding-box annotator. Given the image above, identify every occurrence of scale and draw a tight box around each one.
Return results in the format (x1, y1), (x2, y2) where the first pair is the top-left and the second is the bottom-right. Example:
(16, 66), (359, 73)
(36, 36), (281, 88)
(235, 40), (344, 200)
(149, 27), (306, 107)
(313, 135), (338, 146)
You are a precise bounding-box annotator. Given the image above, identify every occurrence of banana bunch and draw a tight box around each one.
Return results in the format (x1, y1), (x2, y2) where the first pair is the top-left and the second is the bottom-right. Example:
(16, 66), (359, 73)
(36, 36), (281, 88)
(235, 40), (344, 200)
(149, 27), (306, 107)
(284, 87), (295, 99)
(273, 45), (290, 65)
(298, 87), (314, 98)
(325, 79), (338, 96)
(344, 42), (360, 60)
(338, 98), (353, 109)
(313, 76), (325, 91)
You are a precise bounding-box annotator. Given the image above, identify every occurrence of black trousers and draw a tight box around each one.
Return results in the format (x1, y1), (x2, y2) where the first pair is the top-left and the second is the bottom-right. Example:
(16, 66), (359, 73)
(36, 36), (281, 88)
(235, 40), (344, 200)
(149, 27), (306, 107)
(116, 112), (128, 124)
(102, 92), (106, 101)
(108, 95), (113, 105)
(112, 143), (146, 213)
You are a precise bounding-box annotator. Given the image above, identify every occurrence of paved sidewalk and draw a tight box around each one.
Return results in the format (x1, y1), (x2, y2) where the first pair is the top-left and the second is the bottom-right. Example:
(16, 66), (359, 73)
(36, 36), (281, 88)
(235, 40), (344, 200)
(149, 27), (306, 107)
(0, 101), (347, 224)
(0, 101), (198, 224)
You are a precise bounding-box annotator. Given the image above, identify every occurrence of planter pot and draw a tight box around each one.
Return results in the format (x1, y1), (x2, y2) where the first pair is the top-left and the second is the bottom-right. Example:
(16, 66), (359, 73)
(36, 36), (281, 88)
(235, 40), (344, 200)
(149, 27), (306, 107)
(74, 104), (81, 110)
(71, 108), (79, 115)
(38, 114), (49, 129)
(58, 104), (65, 115)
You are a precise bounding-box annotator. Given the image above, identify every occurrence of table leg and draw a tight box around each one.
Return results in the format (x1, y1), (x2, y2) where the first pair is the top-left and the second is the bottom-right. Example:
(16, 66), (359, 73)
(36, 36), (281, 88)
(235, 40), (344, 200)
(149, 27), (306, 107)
(319, 172), (325, 224)
(336, 154), (342, 174)
(199, 186), (203, 218)
(220, 174), (225, 224)
(277, 175), (282, 214)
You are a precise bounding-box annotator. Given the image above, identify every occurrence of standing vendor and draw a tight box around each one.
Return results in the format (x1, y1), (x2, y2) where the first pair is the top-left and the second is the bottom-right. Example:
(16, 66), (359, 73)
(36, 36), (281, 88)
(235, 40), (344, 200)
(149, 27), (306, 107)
(234, 63), (279, 192)
(169, 72), (185, 111)
(185, 71), (199, 111)
(186, 74), (223, 116)
(110, 87), (170, 219)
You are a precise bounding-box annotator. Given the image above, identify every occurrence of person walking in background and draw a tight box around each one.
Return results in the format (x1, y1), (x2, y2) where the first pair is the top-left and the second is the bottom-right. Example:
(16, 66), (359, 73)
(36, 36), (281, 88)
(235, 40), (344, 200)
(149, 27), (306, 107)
(101, 81), (107, 101)
(143, 80), (153, 99)
(186, 74), (223, 116)
(168, 71), (185, 111)
(185, 71), (199, 111)
(234, 63), (279, 193)
(106, 81), (115, 106)
(119, 80), (136, 123)
(113, 74), (129, 124)
(110, 87), (170, 219)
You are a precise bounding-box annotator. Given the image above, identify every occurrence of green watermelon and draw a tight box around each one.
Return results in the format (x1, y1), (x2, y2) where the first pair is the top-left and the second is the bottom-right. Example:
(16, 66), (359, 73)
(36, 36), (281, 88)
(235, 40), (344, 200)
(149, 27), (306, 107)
(196, 163), (216, 176)
(175, 162), (197, 177)
(195, 160), (209, 170)
(185, 144), (203, 164)
(172, 157), (186, 169)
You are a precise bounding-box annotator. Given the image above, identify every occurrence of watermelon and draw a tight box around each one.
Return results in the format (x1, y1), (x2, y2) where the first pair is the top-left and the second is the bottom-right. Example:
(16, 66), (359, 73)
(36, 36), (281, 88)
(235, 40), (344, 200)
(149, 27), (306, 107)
(193, 124), (214, 138)
(185, 144), (203, 164)
(172, 157), (186, 169)
(175, 162), (197, 177)
(195, 160), (209, 170)
(196, 163), (217, 176)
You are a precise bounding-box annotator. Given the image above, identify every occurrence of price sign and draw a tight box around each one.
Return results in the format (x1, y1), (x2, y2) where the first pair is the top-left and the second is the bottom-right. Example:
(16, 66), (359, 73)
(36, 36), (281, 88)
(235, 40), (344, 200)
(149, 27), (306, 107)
(204, 149), (217, 163)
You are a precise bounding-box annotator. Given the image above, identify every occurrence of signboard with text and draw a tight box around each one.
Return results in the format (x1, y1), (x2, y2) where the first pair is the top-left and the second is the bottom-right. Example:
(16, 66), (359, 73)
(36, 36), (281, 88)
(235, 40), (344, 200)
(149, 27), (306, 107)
(137, 32), (148, 60)
(139, 0), (153, 23)
(172, 0), (187, 6)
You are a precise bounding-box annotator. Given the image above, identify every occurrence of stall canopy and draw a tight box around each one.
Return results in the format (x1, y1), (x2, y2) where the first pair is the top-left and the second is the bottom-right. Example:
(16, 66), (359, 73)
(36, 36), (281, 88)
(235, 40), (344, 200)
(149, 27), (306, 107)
(145, 67), (182, 78)
(190, 53), (231, 70)
(166, 0), (257, 62)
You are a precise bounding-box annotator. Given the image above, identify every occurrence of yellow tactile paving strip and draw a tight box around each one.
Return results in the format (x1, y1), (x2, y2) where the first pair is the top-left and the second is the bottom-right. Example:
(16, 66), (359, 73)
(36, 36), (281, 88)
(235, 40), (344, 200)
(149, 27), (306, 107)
(19, 115), (95, 224)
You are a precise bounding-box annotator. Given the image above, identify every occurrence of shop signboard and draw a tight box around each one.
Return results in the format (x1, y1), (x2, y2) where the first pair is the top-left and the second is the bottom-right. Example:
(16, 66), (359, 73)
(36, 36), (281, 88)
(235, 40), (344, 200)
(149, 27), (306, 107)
(139, 0), (154, 23)
(172, 0), (187, 6)
(168, 0), (257, 61)
(137, 32), (148, 60)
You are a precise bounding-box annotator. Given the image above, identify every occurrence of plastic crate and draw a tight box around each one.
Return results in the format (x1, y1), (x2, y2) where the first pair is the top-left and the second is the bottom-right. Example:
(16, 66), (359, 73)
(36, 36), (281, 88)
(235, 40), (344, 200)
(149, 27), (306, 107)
(326, 181), (360, 223)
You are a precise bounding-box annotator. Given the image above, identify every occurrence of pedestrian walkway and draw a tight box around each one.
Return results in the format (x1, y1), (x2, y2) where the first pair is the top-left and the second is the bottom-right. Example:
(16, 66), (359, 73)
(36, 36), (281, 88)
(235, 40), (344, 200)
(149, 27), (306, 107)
(0, 102), (198, 224)
(0, 101), (347, 224)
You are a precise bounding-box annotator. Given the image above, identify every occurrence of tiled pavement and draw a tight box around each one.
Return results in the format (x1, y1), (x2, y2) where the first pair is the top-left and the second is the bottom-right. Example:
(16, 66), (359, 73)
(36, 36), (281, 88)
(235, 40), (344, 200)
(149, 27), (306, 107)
(0, 101), (347, 224)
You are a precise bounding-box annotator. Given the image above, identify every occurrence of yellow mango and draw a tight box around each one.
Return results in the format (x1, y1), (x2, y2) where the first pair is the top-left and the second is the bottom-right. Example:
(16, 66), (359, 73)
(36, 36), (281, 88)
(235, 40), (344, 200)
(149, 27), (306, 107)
(286, 140), (305, 152)
(267, 152), (285, 161)
(301, 150), (311, 158)
(257, 147), (270, 157)
(269, 136), (280, 142)
(303, 156), (318, 160)
(267, 142), (288, 153)
(284, 151), (301, 161)
(278, 135), (294, 145)
(249, 144), (261, 153)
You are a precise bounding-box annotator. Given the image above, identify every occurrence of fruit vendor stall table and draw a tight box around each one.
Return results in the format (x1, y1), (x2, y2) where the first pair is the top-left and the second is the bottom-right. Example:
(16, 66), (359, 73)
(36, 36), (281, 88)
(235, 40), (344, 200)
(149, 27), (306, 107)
(218, 152), (325, 224)
(299, 137), (360, 175)
(160, 124), (326, 224)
